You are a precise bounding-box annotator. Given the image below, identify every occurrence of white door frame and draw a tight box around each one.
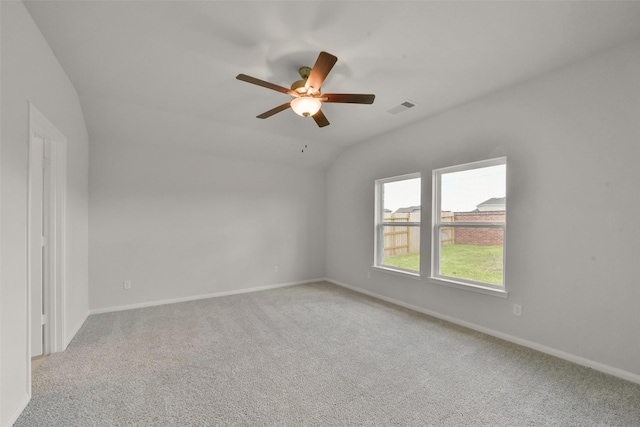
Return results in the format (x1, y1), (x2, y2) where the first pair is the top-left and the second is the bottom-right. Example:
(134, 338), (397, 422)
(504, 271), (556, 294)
(28, 136), (47, 358)
(27, 104), (67, 375)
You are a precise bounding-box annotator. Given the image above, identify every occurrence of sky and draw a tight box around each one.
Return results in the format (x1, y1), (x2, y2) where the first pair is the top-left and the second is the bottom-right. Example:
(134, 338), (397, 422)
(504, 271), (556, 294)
(383, 164), (506, 212)
(383, 177), (421, 212)
(441, 164), (506, 212)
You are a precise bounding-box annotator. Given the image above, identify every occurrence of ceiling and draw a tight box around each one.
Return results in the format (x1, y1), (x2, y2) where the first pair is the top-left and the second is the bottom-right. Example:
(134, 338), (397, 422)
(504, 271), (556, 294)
(24, 1), (640, 169)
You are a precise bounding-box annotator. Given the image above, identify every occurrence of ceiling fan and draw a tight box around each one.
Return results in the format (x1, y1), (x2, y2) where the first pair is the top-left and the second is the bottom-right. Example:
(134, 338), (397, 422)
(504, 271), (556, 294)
(236, 51), (375, 128)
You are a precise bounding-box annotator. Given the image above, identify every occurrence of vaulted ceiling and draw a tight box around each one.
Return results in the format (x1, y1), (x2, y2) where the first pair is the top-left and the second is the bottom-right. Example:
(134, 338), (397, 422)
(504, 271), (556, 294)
(24, 1), (640, 169)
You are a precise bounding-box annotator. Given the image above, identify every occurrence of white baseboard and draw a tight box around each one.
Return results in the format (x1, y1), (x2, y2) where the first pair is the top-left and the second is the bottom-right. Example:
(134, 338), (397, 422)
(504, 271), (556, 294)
(88, 279), (324, 315)
(3, 392), (30, 427)
(63, 312), (89, 350)
(325, 277), (640, 385)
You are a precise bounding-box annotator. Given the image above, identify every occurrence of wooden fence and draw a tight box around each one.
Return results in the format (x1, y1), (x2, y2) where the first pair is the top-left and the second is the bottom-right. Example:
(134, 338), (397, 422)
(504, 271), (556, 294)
(383, 212), (420, 257)
(440, 211), (455, 246)
(384, 210), (505, 257)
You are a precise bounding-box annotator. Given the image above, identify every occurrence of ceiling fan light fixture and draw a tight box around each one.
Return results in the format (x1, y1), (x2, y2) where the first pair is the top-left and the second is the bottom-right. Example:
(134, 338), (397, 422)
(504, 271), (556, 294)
(236, 51), (374, 127)
(290, 96), (322, 117)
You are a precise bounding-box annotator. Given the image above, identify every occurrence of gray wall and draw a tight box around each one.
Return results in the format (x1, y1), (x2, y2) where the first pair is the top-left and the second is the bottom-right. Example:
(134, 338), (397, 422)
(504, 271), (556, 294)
(326, 39), (640, 378)
(88, 126), (326, 311)
(0, 2), (89, 424)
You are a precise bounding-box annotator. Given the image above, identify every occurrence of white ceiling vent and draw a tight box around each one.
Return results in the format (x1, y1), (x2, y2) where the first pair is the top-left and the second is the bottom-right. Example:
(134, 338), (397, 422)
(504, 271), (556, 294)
(387, 101), (416, 115)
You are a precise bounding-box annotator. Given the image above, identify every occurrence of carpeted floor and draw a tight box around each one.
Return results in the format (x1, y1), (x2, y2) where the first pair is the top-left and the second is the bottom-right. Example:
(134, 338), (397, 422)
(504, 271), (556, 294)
(16, 282), (640, 426)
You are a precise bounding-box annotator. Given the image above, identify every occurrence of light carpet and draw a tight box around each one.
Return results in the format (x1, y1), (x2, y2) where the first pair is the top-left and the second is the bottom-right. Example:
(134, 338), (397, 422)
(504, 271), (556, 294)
(16, 282), (640, 426)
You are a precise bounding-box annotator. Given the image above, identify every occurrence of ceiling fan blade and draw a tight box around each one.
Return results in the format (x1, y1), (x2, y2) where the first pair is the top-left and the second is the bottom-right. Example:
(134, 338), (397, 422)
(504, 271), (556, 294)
(312, 109), (330, 127)
(323, 93), (375, 104)
(236, 74), (297, 97)
(257, 103), (291, 119)
(306, 51), (337, 93)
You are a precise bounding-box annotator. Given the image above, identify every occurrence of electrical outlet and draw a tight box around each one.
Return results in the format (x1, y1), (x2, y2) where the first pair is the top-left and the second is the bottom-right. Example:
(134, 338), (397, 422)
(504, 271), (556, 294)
(273, 266), (279, 273)
(123, 280), (132, 290)
(366, 271), (371, 279)
(513, 304), (522, 316)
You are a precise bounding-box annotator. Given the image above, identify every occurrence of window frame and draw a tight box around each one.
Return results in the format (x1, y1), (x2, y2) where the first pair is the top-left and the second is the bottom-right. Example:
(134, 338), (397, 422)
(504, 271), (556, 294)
(430, 158), (507, 297)
(373, 172), (422, 278)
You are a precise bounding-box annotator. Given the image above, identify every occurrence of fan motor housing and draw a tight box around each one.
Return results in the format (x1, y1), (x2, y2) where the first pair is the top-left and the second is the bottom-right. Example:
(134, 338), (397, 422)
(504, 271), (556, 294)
(291, 79), (307, 93)
(291, 66), (313, 93)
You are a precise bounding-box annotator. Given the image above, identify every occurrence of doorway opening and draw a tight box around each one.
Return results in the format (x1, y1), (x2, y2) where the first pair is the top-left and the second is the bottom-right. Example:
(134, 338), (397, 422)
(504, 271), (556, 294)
(28, 104), (67, 390)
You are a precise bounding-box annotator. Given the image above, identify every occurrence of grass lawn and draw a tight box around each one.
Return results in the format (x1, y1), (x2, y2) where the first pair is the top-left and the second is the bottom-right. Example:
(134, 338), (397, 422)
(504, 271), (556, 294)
(384, 252), (420, 271)
(384, 244), (503, 285)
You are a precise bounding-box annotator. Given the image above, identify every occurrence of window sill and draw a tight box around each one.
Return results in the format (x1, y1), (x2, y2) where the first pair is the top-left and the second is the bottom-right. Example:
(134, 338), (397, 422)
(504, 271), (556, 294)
(428, 277), (508, 298)
(372, 265), (422, 280)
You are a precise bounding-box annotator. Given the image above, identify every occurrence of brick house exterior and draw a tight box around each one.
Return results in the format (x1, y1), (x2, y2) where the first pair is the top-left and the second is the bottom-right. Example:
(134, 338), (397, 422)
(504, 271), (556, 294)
(446, 210), (505, 246)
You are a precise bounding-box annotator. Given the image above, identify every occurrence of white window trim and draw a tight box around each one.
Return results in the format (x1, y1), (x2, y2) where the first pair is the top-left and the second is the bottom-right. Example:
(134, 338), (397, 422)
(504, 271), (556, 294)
(431, 157), (507, 296)
(428, 277), (508, 298)
(372, 265), (422, 279)
(374, 172), (421, 277)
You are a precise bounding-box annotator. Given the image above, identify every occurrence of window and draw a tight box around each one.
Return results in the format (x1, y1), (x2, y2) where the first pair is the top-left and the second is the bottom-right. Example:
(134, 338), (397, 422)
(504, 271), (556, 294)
(431, 158), (506, 295)
(374, 173), (421, 275)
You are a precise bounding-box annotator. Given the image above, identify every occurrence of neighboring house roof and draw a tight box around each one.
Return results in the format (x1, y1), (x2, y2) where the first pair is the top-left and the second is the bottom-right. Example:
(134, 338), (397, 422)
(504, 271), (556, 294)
(478, 197), (505, 206)
(476, 197), (506, 210)
(394, 205), (421, 214)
